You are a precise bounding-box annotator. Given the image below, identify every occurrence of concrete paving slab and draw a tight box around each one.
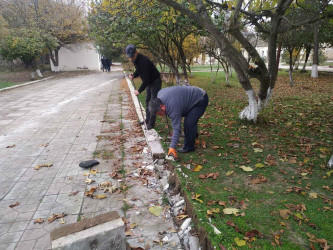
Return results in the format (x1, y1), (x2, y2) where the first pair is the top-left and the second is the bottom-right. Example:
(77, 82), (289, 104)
(0, 71), (182, 249)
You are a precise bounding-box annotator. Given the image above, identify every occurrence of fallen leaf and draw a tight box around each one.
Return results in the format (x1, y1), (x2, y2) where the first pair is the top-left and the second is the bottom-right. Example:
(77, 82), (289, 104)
(34, 163), (53, 170)
(325, 169), (333, 177)
(129, 223), (138, 229)
(226, 170), (234, 176)
(253, 148), (263, 153)
(218, 201), (227, 207)
(193, 165), (203, 172)
(83, 173), (89, 176)
(90, 169), (98, 175)
(235, 237), (246, 246)
(94, 194), (107, 199)
(309, 192), (318, 199)
(68, 191), (79, 196)
(279, 221), (287, 227)
(251, 175), (268, 184)
(34, 218), (44, 224)
(6, 144), (15, 148)
(255, 163), (265, 168)
(192, 193), (203, 203)
(212, 208), (220, 214)
(85, 178), (95, 184)
(59, 218), (66, 224)
(245, 230), (262, 238)
(176, 214), (188, 220)
(239, 166), (254, 172)
(201, 138), (207, 149)
(294, 212), (304, 220)
(85, 187), (97, 197)
(219, 244), (227, 250)
(226, 221), (242, 233)
(48, 213), (67, 223)
(9, 202), (20, 208)
(279, 209), (292, 220)
(223, 208), (240, 215)
(125, 230), (134, 236)
(148, 206), (163, 216)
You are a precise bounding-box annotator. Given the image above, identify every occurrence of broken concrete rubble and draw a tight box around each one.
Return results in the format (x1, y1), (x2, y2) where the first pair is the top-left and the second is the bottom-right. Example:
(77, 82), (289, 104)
(125, 75), (201, 250)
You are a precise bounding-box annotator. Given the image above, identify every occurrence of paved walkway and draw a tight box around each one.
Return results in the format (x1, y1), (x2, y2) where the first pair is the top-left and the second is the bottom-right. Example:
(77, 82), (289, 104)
(0, 71), (180, 249)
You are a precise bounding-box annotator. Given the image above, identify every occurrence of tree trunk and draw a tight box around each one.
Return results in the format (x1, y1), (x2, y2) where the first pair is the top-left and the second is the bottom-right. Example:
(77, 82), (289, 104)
(276, 43), (282, 72)
(49, 48), (60, 72)
(294, 50), (301, 70)
(311, 23), (319, 78)
(225, 66), (230, 87)
(302, 46), (311, 72)
(289, 49), (294, 87)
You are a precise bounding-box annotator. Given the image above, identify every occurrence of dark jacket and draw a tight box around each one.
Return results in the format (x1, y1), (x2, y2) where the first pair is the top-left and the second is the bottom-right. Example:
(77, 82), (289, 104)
(133, 53), (160, 93)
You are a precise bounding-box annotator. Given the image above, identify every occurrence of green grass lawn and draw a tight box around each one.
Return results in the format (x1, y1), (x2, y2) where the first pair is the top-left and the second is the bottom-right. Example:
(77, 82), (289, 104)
(135, 71), (332, 249)
(0, 81), (20, 89)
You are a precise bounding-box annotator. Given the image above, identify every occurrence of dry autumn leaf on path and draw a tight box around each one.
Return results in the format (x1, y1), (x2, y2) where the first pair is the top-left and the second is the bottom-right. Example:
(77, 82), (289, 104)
(9, 202), (20, 208)
(148, 206), (163, 216)
(90, 169), (98, 175)
(94, 194), (107, 199)
(85, 178), (95, 184)
(85, 187), (97, 197)
(68, 191), (79, 196)
(34, 163), (53, 170)
(34, 218), (44, 224)
(48, 213), (67, 223)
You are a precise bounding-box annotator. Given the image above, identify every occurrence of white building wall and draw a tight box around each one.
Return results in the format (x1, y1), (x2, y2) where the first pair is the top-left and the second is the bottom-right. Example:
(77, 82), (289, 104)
(50, 42), (100, 71)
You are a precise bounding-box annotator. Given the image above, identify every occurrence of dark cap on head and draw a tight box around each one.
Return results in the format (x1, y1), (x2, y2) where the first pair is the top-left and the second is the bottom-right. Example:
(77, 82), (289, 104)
(125, 44), (136, 58)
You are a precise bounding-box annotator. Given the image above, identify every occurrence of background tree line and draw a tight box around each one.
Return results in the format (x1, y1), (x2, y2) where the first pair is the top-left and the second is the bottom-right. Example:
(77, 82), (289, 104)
(89, 0), (332, 121)
(0, 0), (332, 121)
(0, 0), (87, 73)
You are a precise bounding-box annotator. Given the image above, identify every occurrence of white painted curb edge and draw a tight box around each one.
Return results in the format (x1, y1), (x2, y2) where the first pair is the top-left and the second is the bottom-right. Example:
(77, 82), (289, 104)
(124, 73), (165, 159)
(0, 76), (55, 92)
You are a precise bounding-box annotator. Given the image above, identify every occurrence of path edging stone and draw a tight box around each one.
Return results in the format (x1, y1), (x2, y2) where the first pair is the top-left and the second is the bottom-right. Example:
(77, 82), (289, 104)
(0, 76), (55, 92)
(124, 74), (165, 159)
(50, 211), (125, 250)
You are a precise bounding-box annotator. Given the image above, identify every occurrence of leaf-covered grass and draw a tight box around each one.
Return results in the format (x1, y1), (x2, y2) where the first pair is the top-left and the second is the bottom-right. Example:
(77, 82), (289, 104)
(135, 71), (333, 249)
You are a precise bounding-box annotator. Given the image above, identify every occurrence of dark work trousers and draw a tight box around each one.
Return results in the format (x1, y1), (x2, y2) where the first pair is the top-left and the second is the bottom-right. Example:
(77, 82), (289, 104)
(145, 78), (162, 126)
(183, 94), (209, 150)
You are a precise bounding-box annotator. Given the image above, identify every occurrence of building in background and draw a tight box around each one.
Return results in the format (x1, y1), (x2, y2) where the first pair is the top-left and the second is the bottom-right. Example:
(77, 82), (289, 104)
(50, 42), (101, 72)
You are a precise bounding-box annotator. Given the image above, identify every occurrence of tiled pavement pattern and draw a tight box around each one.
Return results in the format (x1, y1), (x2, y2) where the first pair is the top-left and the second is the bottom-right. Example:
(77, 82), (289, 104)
(0, 72), (180, 249)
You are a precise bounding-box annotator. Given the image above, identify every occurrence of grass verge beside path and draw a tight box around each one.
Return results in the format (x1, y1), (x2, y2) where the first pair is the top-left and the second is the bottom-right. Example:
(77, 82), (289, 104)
(135, 71), (332, 249)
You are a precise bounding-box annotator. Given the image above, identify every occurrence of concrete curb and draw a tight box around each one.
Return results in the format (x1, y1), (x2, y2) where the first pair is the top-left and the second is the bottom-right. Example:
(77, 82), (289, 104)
(124, 74), (165, 160)
(0, 76), (55, 92)
(50, 211), (126, 250)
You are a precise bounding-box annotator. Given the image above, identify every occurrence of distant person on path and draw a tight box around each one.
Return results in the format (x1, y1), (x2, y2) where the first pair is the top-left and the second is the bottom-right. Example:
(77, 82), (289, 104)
(149, 86), (208, 159)
(101, 56), (106, 71)
(105, 58), (112, 72)
(125, 44), (162, 130)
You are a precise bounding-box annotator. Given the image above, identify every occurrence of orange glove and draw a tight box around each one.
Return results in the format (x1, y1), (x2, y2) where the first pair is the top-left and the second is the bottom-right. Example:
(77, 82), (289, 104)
(168, 148), (178, 159)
